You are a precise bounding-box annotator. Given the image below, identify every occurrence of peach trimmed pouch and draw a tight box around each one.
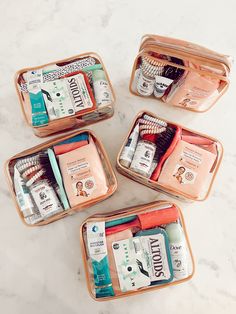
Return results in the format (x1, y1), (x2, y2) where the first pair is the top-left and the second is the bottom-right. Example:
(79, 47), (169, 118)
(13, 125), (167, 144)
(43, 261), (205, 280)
(5, 130), (117, 226)
(15, 53), (115, 137)
(130, 34), (232, 112)
(116, 110), (223, 201)
(80, 200), (194, 300)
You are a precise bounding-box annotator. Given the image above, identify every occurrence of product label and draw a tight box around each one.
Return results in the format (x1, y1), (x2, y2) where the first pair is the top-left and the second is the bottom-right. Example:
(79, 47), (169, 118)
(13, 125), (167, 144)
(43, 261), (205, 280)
(67, 159), (96, 197)
(119, 124), (139, 164)
(66, 73), (94, 112)
(93, 80), (112, 106)
(27, 69), (43, 91)
(42, 79), (75, 120)
(16, 180), (34, 211)
(87, 222), (107, 262)
(30, 181), (63, 218)
(154, 76), (173, 98)
(171, 144), (203, 184)
(130, 141), (156, 175)
(137, 72), (155, 96)
(169, 242), (188, 279)
(173, 164), (197, 185)
(112, 238), (150, 292)
(140, 233), (171, 282)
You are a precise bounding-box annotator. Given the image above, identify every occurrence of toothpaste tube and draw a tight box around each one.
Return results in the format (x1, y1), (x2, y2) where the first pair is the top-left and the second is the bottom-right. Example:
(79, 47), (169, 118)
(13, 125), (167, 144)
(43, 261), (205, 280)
(87, 222), (114, 298)
(27, 70), (49, 126)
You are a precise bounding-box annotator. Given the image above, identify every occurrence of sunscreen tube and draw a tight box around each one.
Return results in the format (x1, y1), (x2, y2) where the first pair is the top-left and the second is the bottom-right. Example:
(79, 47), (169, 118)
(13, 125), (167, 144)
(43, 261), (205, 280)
(154, 75), (173, 98)
(165, 223), (188, 279)
(87, 222), (114, 298)
(119, 123), (139, 168)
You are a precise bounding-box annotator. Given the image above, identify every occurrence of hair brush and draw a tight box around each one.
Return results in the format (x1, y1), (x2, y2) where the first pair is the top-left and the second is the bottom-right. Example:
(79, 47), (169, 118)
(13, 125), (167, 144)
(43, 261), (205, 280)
(150, 125), (182, 181)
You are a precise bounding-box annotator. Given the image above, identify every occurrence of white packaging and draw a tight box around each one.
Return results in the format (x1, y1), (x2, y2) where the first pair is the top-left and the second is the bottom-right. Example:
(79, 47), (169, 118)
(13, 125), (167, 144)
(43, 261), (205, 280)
(137, 72), (155, 96)
(14, 166), (35, 217)
(119, 123), (139, 167)
(93, 79), (112, 107)
(30, 180), (63, 219)
(130, 140), (156, 177)
(154, 76), (173, 98)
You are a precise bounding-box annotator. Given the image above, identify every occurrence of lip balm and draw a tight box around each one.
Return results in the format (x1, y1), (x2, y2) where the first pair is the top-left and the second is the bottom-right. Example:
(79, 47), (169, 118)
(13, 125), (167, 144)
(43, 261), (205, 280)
(165, 222), (188, 280)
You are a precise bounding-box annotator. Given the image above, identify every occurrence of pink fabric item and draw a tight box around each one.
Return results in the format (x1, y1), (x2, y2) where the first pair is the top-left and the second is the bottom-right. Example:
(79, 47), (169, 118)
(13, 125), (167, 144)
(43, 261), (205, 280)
(54, 140), (88, 155)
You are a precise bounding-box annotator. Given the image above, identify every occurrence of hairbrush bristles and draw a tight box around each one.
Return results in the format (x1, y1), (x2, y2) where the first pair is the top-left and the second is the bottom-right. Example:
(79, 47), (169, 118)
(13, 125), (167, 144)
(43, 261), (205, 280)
(156, 127), (176, 160)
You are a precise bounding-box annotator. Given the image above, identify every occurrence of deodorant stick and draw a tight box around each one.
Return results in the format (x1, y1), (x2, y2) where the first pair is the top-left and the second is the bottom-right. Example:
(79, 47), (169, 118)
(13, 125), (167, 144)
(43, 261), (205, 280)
(165, 222), (188, 280)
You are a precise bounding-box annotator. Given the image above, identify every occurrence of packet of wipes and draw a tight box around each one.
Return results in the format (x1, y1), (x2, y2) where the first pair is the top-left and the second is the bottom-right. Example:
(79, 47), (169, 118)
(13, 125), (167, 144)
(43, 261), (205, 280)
(58, 137), (108, 207)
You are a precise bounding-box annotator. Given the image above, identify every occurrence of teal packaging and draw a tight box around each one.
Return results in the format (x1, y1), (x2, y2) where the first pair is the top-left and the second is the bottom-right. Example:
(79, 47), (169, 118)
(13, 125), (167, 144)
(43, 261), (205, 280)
(56, 133), (89, 145)
(105, 215), (136, 228)
(135, 228), (173, 285)
(47, 148), (70, 210)
(87, 222), (114, 298)
(29, 90), (49, 126)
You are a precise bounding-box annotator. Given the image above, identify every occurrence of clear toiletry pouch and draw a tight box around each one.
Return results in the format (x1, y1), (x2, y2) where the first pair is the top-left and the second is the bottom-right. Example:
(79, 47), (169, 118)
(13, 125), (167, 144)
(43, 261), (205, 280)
(130, 34), (232, 112)
(117, 110), (223, 201)
(5, 129), (117, 226)
(15, 53), (115, 137)
(80, 200), (194, 300)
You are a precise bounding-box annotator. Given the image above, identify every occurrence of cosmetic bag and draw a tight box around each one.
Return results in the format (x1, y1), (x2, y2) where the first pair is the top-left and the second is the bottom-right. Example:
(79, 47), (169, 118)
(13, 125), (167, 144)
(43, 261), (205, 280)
(15, 53), (115, 137)
(5, 129), (117, 226)
(117, 110), (223, 201)
(80, 200), (194, 300)
(130, 34), (232, 112)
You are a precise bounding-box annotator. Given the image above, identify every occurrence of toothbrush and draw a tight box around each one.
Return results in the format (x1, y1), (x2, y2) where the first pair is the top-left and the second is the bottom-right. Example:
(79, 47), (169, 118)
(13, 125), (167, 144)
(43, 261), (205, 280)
(47, 148), (70, 210)
(105, 206), (179, 235)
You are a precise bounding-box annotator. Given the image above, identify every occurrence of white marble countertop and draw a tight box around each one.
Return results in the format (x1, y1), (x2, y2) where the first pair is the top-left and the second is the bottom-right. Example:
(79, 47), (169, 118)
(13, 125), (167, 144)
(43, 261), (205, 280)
(0, 0), (236, 313)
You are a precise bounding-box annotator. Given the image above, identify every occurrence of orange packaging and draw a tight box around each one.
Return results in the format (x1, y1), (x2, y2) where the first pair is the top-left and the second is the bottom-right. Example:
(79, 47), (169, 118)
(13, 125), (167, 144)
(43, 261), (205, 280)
(117, 110), (223, 201)
(130, 34), (232, 112)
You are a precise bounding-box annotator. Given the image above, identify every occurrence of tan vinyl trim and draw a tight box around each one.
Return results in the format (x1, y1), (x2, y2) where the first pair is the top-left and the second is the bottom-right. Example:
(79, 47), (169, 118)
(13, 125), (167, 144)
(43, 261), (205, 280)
(129, 36), (231, 113)
(4, 129), (117, 226)
(14, 52), (116, 137)
(80, 200), (195, 301)
(116, 110), (223, 201)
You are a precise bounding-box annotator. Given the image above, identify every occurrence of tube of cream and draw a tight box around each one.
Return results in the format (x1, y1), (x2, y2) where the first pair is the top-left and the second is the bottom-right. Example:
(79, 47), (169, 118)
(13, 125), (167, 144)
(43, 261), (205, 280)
(119, 123), (139, 168)
(154, 76), (173, 98)
(87, 222), (114, 298)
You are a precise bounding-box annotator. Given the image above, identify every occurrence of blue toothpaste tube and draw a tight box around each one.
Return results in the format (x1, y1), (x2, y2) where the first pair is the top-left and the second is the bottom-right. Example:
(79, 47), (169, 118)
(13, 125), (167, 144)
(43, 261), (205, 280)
(87, 222), (114, 298)
(27, 69), (49, 127)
